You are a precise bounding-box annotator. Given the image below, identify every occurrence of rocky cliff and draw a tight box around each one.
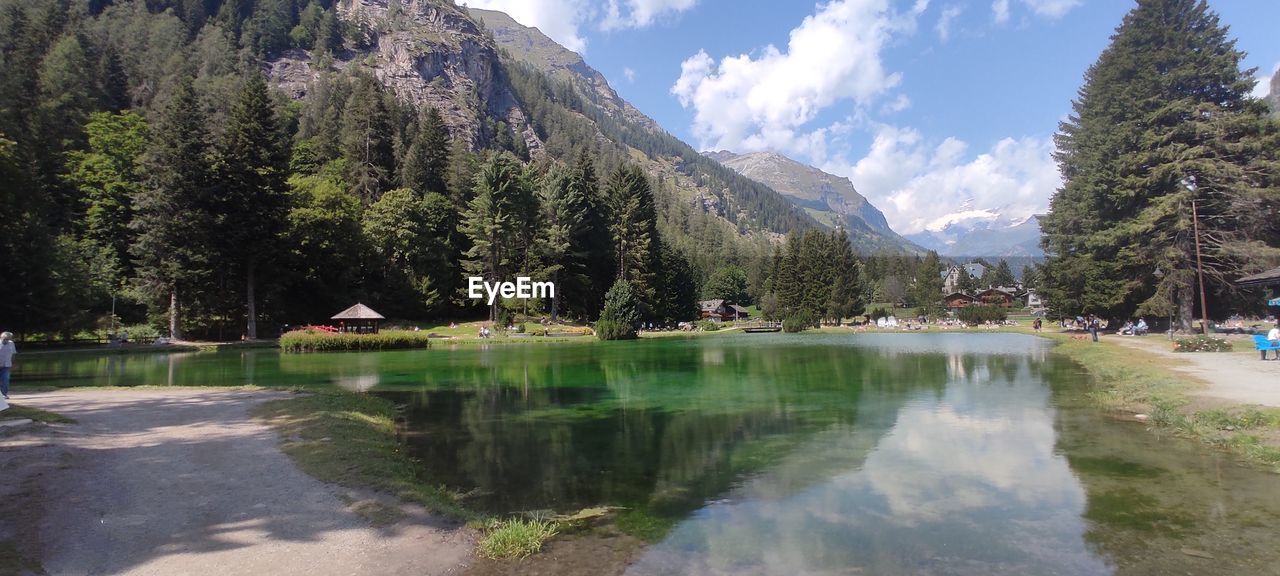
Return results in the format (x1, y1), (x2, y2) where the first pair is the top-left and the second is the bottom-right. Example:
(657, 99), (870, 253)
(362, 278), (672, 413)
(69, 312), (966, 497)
(709, 150), (921, 254)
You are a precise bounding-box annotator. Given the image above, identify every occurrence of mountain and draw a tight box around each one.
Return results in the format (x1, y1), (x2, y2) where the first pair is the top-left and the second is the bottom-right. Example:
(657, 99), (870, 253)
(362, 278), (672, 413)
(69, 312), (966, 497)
(268, 1), (817, 242)
(905, 215), (1045, 258)
(707, 150), (920, 254)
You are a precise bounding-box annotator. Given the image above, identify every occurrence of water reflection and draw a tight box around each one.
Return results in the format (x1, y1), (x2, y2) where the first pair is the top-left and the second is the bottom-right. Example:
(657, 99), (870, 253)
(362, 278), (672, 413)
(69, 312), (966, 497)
(15, 334), (1280, 574)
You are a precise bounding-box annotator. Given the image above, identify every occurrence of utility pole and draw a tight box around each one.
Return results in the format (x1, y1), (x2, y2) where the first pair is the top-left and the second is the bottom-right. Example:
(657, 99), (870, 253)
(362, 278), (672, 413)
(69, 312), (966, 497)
(1191, 196), (1210, 336)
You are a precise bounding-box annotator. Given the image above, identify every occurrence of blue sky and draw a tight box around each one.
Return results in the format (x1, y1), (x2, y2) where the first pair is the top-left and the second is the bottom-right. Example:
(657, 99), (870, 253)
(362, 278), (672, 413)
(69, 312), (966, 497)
(464, 1), (1280, 234)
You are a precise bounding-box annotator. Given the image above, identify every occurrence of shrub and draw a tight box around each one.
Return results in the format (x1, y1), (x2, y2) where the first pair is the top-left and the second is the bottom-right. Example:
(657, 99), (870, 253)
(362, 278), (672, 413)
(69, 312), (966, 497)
(697, 320), (720, 332)
(596, 279), (641, 341)
(782, 312), (814, 333)
(280, 329), (433, 352)
(868, 307), (890, 320)
(478, 518), (559, 560)
(1173, 336), (1233, 353)
(957, 305), (1007, 325)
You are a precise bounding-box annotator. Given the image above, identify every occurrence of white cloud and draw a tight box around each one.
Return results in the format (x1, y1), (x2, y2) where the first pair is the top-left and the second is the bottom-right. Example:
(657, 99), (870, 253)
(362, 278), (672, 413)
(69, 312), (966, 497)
(882, 93), (912, 114)
(602, 0), (698, 30)
(935, 5), (963, 42)
(464, 0), (699, 54)
(1021, 0), (1081, 19)
(992, 0), (1010, 24)
(992, 0), (1079, 24)
(623, 66), (636, 83)
(1252, 61), (1280, 99)
(465, 0), (592, 53)
(821, 125), (1060, 235)
(671, 0), (927, 153)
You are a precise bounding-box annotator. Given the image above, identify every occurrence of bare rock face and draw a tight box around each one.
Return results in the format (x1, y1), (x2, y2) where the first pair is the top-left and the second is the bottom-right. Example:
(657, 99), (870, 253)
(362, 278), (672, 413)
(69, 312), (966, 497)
(267, 0), (540, 153)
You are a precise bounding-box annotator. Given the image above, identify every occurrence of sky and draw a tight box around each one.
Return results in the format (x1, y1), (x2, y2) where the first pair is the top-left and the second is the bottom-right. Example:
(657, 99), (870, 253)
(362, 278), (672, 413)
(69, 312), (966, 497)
(461, 0), (1280, 235)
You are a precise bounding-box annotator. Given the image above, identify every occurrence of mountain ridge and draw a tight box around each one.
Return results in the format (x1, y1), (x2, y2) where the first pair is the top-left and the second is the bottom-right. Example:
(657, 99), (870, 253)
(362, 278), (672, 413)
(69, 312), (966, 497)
(707, 150), (921, 254)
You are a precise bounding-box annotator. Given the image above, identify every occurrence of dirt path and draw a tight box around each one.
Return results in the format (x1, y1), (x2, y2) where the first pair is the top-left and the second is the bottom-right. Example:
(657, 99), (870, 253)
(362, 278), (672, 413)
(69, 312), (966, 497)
(1107, 336), (1280, 408)
(0, 389), (474, 576)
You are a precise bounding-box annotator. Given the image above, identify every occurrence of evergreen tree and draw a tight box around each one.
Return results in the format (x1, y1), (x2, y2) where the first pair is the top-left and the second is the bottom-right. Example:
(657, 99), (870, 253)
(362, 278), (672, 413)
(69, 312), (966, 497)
(606, 164), (658, 299)
(461, 153), (524, 321)
(654, 240), (698, 324)
(363, 188), (457, 315)
(340, 74), (394, 203)
(990, 259), (1016, 288)
(825, 230), (862, 323)
(215, 71), (289, 339)
(398, 105), (450, 196)
(595, 278), (641, 340)
(912, 250), (945, 317)
(1042, 0), (1280, 324)
(132, 74), (216, 339)
(567, 149), (615, 318)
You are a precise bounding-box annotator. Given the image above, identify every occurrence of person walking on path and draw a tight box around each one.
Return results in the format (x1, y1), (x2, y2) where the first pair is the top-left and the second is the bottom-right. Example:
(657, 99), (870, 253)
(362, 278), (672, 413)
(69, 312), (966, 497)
(1089, 316), (1100, 343)
(0, 331), (15, 399)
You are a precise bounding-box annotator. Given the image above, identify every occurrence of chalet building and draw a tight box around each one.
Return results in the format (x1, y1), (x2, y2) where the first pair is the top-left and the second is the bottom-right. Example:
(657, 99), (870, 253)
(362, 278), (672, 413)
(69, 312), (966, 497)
(1025, 290), (1043, 308)
(941, 263), (987, 294)
(699, 300), (750, 321)
(944, 292), (977, 310)
(976, 288), (1017, 307)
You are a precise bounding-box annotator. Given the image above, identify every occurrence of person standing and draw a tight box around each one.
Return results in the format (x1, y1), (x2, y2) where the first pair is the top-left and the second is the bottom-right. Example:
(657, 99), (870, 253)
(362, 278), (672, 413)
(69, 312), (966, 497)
(0, 332), (15, 399)
(1088, 316), (1100, 343)
(1268, 324), (1280, 360)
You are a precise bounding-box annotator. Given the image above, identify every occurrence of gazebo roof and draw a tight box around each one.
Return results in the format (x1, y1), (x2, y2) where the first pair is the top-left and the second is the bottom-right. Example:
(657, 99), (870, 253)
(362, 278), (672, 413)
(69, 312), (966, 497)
(1236, 266), (1280, 288)
(331, 303), (385, 320)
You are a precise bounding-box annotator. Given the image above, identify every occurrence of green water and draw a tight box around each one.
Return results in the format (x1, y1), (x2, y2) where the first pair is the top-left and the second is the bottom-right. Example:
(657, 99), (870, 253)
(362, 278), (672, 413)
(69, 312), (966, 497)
(16, 333), (1280, 574)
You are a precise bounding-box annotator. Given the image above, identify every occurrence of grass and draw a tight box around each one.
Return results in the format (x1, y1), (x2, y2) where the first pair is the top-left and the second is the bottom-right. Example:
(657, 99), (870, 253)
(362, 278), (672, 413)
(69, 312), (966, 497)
(477, 517), (559, 560)
(1036, 330), (1280, 471)
(280, 330), (435, 353)
(0, 404), (75, 424)
(252, 390), (474, 520)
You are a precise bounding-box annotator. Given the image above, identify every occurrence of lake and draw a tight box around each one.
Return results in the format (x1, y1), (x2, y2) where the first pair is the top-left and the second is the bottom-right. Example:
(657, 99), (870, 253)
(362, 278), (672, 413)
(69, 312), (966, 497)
(16, 333), (1280, 574)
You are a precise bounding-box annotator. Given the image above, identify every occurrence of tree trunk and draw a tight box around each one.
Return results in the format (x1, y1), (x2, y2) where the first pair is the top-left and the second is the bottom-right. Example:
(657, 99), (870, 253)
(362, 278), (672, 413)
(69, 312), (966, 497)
(550, 269), (560, 322)
(169, 288), (182, 341)
(246, 261), (258, 340)
(1177, 285), (1194, 333)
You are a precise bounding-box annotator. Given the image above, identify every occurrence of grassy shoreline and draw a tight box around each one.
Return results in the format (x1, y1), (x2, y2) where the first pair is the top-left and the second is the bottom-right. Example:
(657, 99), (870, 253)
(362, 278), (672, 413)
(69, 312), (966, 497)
(1036, 331), (1280, 472)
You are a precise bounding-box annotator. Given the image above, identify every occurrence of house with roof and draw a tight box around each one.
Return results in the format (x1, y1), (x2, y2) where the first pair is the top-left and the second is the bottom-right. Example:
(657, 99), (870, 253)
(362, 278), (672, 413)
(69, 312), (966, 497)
(941, 263), (987, 294)
(699, 299), (750, 321)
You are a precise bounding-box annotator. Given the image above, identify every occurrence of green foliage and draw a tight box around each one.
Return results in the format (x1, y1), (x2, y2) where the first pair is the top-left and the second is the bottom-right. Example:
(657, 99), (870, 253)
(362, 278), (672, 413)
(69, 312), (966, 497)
(957, 305), (1008, 325)
(769, 229), (864, 324)
(477, 518), (558, 560)
(279, 329), (434, 352)
(1041, 0), (1280, 324)
(782, 312), (814, 333)
(363, 188), (458, 315)
(868, 306), (890, 321)
(704, 266), (749, 304)
(697, 320), (720, 332)
(607, 164), (658, 299)
(1172, 336), (1233, 353)
(596, 279), (641, 340)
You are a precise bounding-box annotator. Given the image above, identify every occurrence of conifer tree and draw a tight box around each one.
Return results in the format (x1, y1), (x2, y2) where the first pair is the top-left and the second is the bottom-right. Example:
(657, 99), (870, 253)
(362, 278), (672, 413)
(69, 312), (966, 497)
(567, 150), (615, 317)
(216, 71), (289, 339)
(132, 74), (215, 340)
(340, 75), (394, 203)
(606, 164), (658, 299)
(461, 153), (524, 321)
(1042, 0), (1280, 324)
(399, 105), (450, 196)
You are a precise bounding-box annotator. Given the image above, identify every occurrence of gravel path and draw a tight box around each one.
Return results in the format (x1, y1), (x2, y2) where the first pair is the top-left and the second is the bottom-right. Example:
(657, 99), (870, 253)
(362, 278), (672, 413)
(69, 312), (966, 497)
(0, 388), (474, 576)
(1108, 336), (1280, 407)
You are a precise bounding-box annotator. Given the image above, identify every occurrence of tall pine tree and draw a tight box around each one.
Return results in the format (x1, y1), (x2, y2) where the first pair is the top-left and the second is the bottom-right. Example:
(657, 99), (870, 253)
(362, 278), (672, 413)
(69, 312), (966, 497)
(216, 71), (289, 339)
(1042, 0), (1280, 325)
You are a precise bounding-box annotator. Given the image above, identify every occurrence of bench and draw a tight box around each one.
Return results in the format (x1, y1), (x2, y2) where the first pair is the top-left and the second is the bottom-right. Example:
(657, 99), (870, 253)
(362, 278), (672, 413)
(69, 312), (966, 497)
(1252, 335), (1280, 360)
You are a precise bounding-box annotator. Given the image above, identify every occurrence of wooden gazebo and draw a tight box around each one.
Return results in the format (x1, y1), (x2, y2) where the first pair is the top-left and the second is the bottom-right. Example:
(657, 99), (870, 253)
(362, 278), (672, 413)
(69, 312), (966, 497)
(331, 303), (385, 334)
